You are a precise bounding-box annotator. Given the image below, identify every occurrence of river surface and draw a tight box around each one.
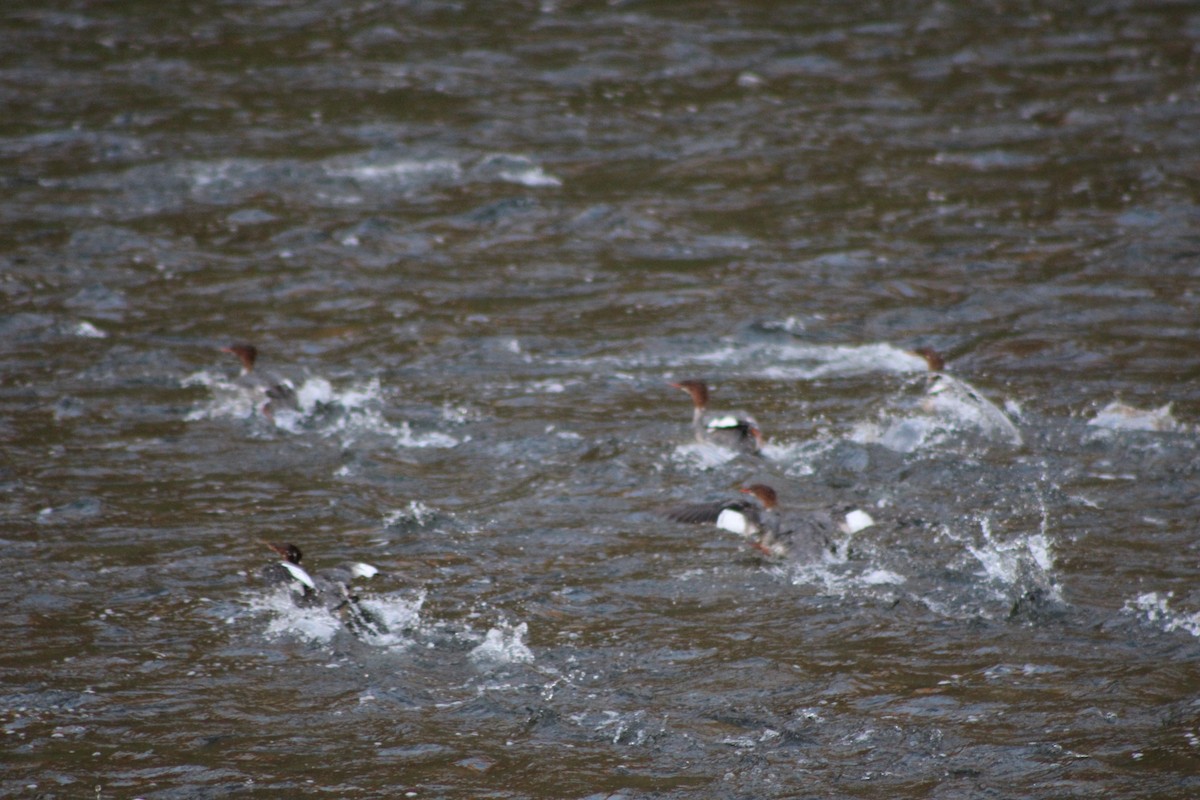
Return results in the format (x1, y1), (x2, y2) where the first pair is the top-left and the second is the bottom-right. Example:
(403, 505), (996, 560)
(3, 1), (1200, 798)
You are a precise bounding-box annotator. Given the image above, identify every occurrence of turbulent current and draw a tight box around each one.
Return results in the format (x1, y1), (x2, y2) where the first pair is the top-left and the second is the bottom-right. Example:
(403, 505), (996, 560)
(3, 1), (1199, 798)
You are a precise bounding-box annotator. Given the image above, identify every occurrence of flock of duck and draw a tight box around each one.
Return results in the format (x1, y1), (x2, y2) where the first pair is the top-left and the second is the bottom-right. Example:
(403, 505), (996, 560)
(221, 342), (1014, 638)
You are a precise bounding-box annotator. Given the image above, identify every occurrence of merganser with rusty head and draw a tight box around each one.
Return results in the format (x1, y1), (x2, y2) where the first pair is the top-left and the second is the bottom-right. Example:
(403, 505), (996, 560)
(666, 483), (874, 561)
(222, 343), (299, 418)
(912, 347), (1023, 446)
(261, 541), (388, 636)
(670, 379), (763, 454)
(912, 347), (946, 373)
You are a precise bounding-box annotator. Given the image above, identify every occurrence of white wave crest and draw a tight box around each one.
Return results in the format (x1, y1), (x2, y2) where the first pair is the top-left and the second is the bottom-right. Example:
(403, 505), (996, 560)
(1124, 592), (1200, 637)
(470, 621), (534, 666)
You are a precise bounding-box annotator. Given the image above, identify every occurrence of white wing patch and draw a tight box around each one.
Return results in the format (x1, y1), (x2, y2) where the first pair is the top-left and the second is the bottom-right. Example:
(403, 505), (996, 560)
(716, 508), (749, 536)
(349, 562), (379, 579)
(842, 509), (875, 534)
(706, 416), (743, 430)
(280, 561), (317, 589)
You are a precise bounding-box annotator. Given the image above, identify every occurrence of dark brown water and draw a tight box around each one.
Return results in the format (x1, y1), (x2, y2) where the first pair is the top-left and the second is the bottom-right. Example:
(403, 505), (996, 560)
(4, 1), (1200, 797)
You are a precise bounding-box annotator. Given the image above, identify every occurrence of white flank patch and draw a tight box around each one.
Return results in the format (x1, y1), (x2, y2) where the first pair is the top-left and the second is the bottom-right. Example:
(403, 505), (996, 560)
(843, 509), (875, 534)
(350, 562), (378, 579)
(706, 416), (741, 430)
(716, 509), (749, 536)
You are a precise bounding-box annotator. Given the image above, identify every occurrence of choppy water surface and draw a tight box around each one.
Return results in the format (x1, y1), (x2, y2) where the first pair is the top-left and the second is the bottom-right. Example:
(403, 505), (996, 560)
(3, 1), (1200, 797)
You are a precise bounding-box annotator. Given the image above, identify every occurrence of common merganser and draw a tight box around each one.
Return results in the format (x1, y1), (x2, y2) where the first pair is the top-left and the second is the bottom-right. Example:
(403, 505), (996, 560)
(222, 343), (299, 417)
(262, 542), (388, 636)
(670, 380), (763, 454)
(912, 347), (945, 373)
(1087, 400), (1180, 432)
(666, 483), (874, 561)
(913, 347), (1023, 446)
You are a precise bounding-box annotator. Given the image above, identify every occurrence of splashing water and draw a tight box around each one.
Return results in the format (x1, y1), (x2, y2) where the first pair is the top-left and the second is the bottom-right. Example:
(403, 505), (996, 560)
(669, 441), (741, 470)
(1124, 592), (1200, 637)
(1088, 401), (1182, 433)
(469, 621), (534, 666)
(922, 374), (1024, 446)
(247, 586), (425, 648)
(948, 515), (1061, 607)
(184, 371), (458, 449)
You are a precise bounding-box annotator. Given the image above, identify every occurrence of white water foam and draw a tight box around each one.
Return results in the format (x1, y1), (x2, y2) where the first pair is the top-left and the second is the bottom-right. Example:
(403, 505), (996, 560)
(247, 586), (424, 648)
(550, 338), (926, 377)
(469, 620), (535, 666)
(787, 560), (907, 595)
(943, 515), (1061, 606)
(752, 342), (928, 380)
(474, 154), (562, 187)
(568, 709), (663, 746)
(1088, 401), (1182, 433)
(325, 152), (561, 189)
(440, 401), (483, 424)
(383, 501), (439, 529)
(922, 374), (1023, 446)
(327, 158), (463, 184)
(850, 416), (947, 453)
(568, 333), (1021, 455)
(356, 591), (427, 648)
(1124, 592), (1200, 637)
(74, 320), (107, 338)
(859, 568), (907, 586)
(670, 441), (740, 469)
(851, 375), (1021, 453)
(184, 371), (458, 449)
(760, 437), (839, 477)
(654, 339), (925, 379)
(247, 588), (343, 644)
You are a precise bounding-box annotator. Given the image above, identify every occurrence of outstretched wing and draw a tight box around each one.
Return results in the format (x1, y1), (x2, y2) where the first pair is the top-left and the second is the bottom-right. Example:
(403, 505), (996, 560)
(666, 500), (736, 525)
(666, 500), (760, 536)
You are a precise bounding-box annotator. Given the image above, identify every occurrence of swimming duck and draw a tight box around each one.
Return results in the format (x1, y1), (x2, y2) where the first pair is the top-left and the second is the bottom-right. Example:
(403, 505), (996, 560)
(669, 379), (763, 454)
(913, 347), (1023, 446)
(261, 541), (388, 637)
(222, 343), (299, 418)
(666, 483), (873, 561)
